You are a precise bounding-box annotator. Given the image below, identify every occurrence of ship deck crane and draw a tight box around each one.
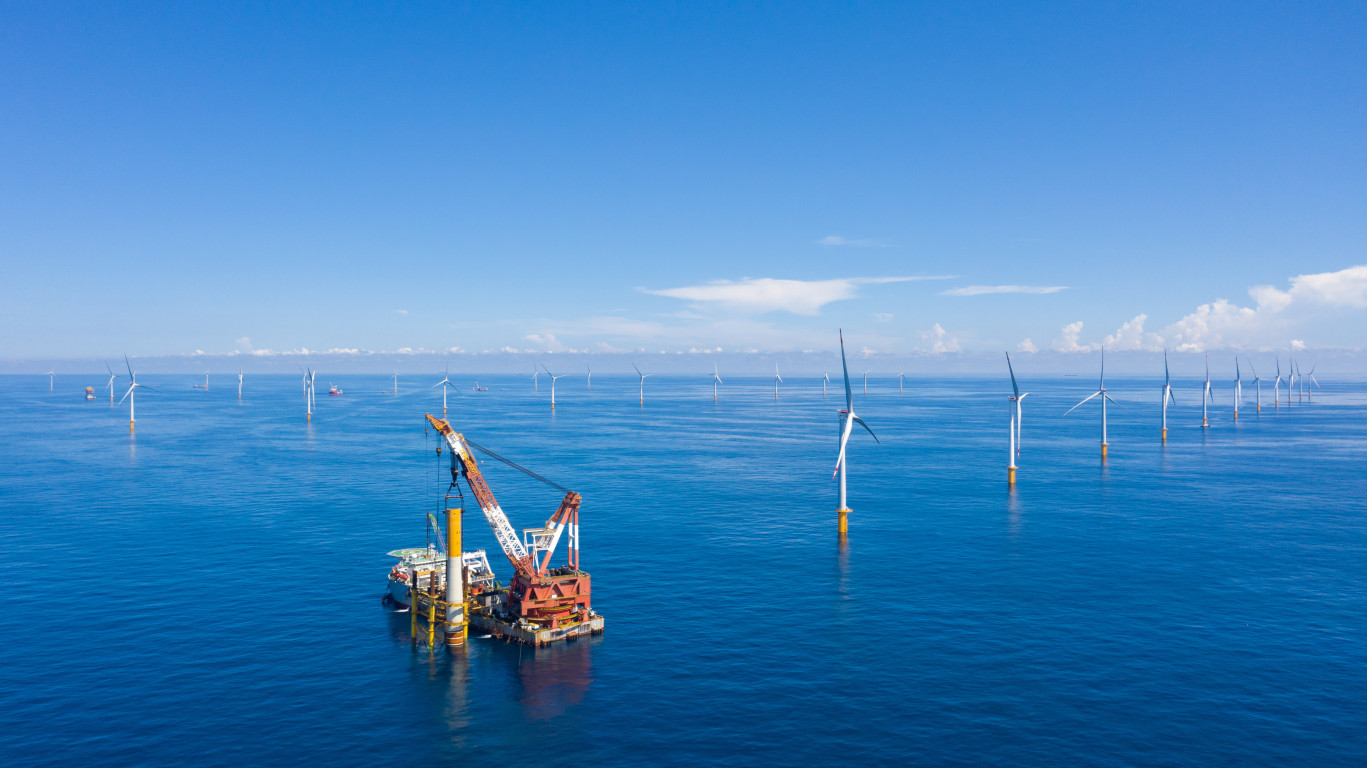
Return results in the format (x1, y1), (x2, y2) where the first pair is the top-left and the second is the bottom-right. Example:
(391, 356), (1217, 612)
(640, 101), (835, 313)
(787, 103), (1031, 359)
(426, 415), (589, 624)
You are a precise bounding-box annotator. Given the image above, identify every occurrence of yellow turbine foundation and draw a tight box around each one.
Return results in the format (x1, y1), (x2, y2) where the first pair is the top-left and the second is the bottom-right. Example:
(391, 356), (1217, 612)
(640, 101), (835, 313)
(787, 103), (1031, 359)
(1100, 442), (1109, 459)
(1202, 417), (1208, 428)
(445, 506), (467, 649)
(837, 508), (850, 534)
(129, 420), (135, 434)
(1161, 428), (1167, 443)
(1007, 466), (1016, 485)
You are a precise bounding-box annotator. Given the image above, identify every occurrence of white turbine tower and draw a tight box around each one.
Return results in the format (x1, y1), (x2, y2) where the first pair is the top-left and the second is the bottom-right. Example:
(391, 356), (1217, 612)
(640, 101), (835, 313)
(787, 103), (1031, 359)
(1201, 354), (1213, 428)
(773, 364), (783, 400)
(862, 370), (870, 396)
(392, 371), (399, 395)
(1233, 358), (1242, 420)
(1006, 352), (1029, 485)
(586, 364), (592, 390)
(1296, 360), (1305, 402)
(712, 362), (722, 402)
(1273, 359), (1283, 408)
(540, 364), (564, 409)
(1287, 356), (1298, 406)
(203, 370), (210, 391)
(1306, 363), (1319, 400)
(48, 369), (54, 391)
(1247, 360), (1263, 413)
(633, 363), (652, 405)
(105, 362), (118, 404)
(301, 367), (316, 421)
(531, 368), (539, 392)
(1064, 348), (1118, 459)
(898, 371), (906, 394)
(822, 367), (830, 399)
(433, 367), (456, 416)
(117, 356), (153, 433)
(1161, 350), (1176, 442)
(833, 330), (878, 533)
(237, 368), (243, 399)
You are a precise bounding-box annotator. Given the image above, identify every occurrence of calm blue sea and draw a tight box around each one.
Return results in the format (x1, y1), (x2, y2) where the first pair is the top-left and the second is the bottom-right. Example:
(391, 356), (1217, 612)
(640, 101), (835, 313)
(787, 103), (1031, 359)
(1, 372), (1364, 766)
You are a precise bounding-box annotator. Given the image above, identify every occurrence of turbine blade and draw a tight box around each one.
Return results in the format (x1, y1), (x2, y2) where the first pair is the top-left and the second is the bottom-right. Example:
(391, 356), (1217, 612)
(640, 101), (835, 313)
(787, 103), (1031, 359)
(1006, 351), (1019, 397)
(852, 415), (879, 443)
(839, 329), (854, 409)
(1063, 390), (1102, 416)
(1104, 393), (1120, 407)
(1164, 349), (1170, 383)
(633, 363), (642, 376)
(124, 354), (134, 379)
(832, 419), (853, 477)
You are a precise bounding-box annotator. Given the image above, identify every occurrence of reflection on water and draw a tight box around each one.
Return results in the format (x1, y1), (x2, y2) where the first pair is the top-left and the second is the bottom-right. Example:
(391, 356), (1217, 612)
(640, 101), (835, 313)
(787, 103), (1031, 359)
(515, 637), (598, 720)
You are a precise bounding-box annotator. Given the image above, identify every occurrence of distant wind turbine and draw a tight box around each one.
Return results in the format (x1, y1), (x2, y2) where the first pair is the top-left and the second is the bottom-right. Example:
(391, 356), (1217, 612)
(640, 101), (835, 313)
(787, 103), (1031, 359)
(1306, 363), (1319, 400)
(300, 367), (316, 421)
(1064, 348), (1118, 459)
(1161, 350), (1176, 442)
(1273, 359), (1283, 408)
(532, 368), (539, 392)
(822, 367), (830, 399)
(1233, 358), (1242, 420)
(1201, 354), (1213, 428)
(117, 355), (154, 433)
(773, 364), (783, 400)
(834, 330), (878, 533)
(862, 370), (870, 396)
(541, 364), (564, 409)
(586, 363), (592, 390)
(1006, 352), (1028, 485)
(48, 369), (54, 391)
(1247, 359), (1263, 413)
(105, 362), (117, 404)
(1296, 360), (1304, 402)
(392, 371), (399, 396)
(633, 363), (652, 405)
(432, 367), (457, 416)
(1288, 356), (1298, 406)
(238, 368), (244, 399)
(712, 362), (722, 402)
(898, 371), (905, 394)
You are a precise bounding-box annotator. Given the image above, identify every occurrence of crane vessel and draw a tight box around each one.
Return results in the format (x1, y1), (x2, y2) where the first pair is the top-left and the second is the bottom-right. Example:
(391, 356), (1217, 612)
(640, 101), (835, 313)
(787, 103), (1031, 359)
(384, 415), (604, 647)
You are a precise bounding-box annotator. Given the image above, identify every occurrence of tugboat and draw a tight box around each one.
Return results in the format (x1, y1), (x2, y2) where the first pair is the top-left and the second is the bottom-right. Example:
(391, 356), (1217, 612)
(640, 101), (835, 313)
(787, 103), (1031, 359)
(328, 383), (343, 396)
(471, 382), (488, 391)
(84, 386), (95, 400)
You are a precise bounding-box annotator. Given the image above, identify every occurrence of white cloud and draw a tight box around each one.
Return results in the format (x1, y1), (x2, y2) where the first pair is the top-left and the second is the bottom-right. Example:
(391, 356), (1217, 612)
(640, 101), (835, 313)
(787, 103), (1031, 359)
(922, 323), (961, 354)
(1291, 339), (1306, 351)
(395, 309), (408, 316)
(1018, 338), (1038, 353)
(522, 333), (582, 353)
(1054, 321), (1095, 353)
(235, 337), (253, 353)
(817, 235), (888, 247)
(941, 285), (1068, 297)
(1101, 314), (1149, 351)
(874, 313), (894, 322)
(643, 276), (953, 315)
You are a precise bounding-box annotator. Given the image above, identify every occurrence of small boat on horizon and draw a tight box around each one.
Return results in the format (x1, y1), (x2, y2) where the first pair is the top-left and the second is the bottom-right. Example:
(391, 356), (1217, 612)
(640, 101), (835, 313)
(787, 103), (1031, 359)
(472, 382), (488, 391)
(84, 386), (95, 400)
(328, 384), (343, 396)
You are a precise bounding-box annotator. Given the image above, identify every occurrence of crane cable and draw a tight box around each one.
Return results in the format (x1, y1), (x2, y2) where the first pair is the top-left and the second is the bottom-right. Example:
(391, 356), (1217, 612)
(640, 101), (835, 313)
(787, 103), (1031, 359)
(463, 437), (573, 495)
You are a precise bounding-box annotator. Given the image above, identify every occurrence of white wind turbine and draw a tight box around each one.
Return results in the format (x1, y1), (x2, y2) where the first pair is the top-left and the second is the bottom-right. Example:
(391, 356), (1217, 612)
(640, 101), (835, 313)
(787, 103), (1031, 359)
(1287, 356), (1298, 406)
(531, 368), (540, 392)
(1306, 363), (1320, 400)
(773, 364), (783, 400)
(392, 371), (399, 395)
(202, 371), (210, 390)
(1273, 359), (1283, 408)
(712, 362), (722, 402)
(586, 364), (592, 390)
(540, 364), (564, 409)
(48, 369), (54, 391)
(433, 367), (457, 416)
(117, 356), (154, 433)
(898, 371), (905, 394)
(1064, 348), (1118, 459)
(1233, 358), (1242, 420)
(1201, 354), (1213, 428)
(633, 363), (652, 405)
(1006, 352), (1029, 485)
(822, 367), (830, 399)
(833, 330), (878, 533)
(1161, 350), (1176, 442)
(300, 367), (316, 421)
(1247, 359), (1263, 413)
(237, 368), (243, 399)
(1296, 360), (1305, 402)
(105, 362), (118, 404)
(862, 370), (870, 396)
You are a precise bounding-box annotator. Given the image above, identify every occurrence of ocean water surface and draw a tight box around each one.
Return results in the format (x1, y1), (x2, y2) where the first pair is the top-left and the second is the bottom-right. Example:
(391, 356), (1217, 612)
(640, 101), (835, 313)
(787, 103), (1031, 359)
(1, 372), (1364, 766)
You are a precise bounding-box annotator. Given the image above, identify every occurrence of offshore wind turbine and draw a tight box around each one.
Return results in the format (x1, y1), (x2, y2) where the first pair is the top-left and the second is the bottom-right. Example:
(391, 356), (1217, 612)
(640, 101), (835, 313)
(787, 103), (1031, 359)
(1296, 360), (1305, 402)
(48, 369), (54, 391)
(833, 330), (878, 533)
(1307, 364), (1319, 400)
(712, 362), (722, 402)
(391, 371), (399, 395)
(237, 368), (243, 399)
(1247, 360), (1263, 413)
(105, 363), (117, 404)
(1273, 359), (1283, 408)
(898, 371), (905, 394)
(540, 364), (564, 409)
(1201, 354), (1213, 428)
(1064, 348), (1118, 459)
(1287, 356), (1298, 406)
(1006, 352), (1029, 485)
(633, 363), (652, 405)
(117, 356), (153, 433)
(1233, 358), (1242, 420)
(1161, 350), (1176, 442)
(531, 368), (539, 392)
(862, 370), (870, 395)
(586, 364), (592, 390)
(773, 364), (783, 400)
(432, 367), (456, 416)
(822, 367), (830, 399)
(300, 367), (316, 421)
(203, 371), (210, 391)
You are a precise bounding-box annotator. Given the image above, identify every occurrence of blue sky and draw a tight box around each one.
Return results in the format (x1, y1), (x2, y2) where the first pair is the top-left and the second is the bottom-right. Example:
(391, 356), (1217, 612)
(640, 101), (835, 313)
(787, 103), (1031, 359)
(3, 2), (1365, 369)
